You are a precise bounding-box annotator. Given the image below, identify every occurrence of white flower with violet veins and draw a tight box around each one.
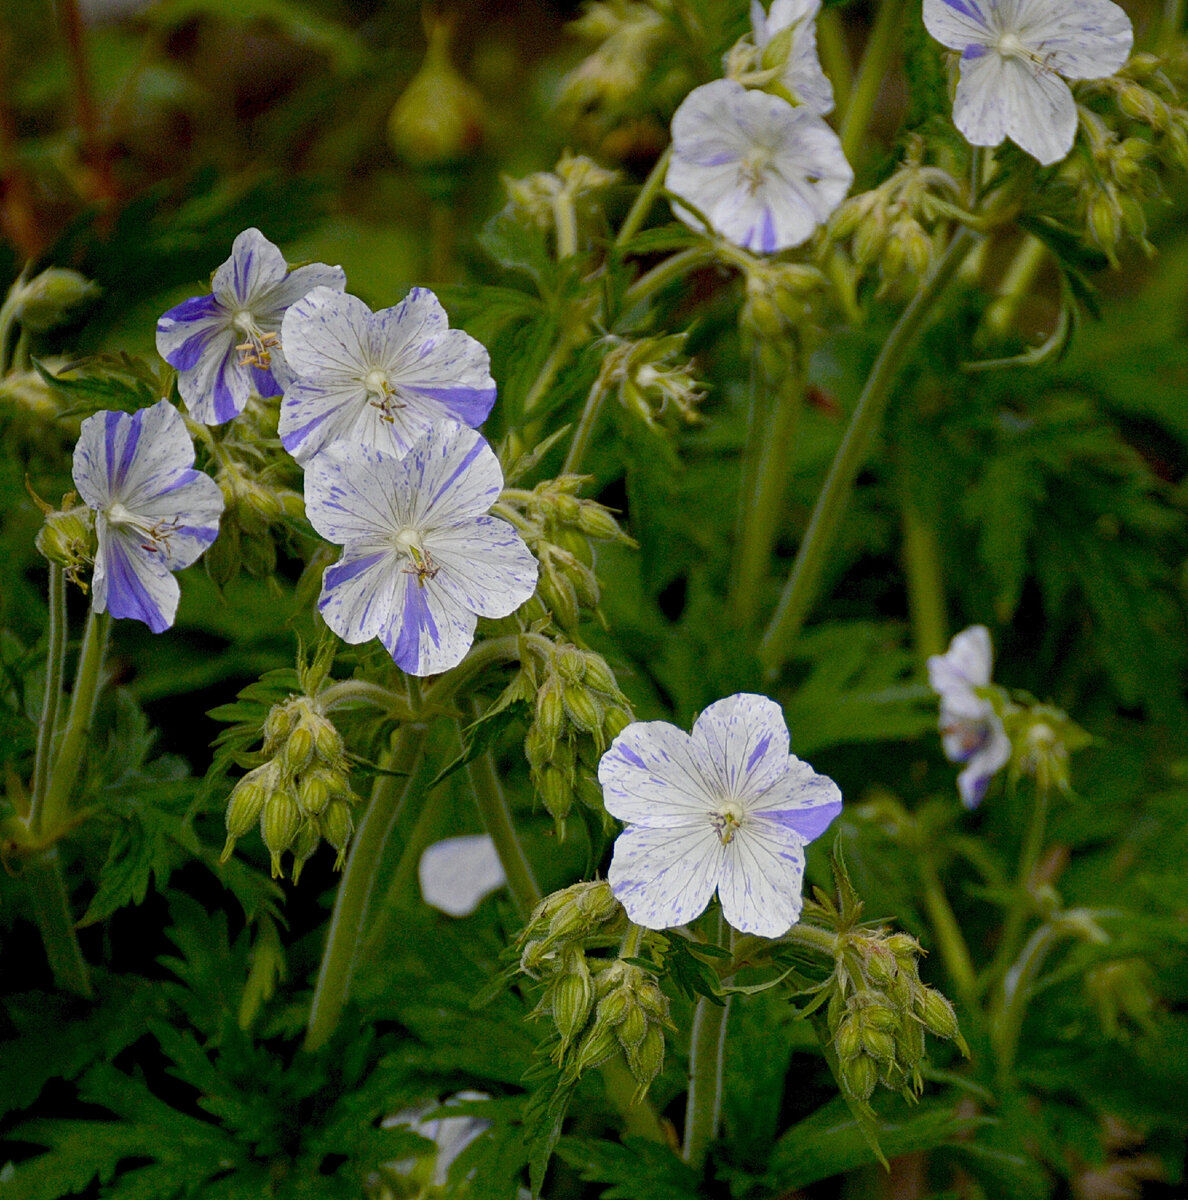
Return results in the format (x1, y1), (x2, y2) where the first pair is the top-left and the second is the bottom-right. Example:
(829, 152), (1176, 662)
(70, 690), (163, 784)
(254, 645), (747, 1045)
(156, 228), (345, 425)
(927, 624), (1011, 809)
(419, 835), (507, 916)
(71, 401), (225, 633)
(599, 693), (842, 938)
(922, 0), (1134, 166)
(279, 286), (496, 464)
(665, 79), (852, 253)
(304, 421), (537, 677)
(750, 0), (834, 116)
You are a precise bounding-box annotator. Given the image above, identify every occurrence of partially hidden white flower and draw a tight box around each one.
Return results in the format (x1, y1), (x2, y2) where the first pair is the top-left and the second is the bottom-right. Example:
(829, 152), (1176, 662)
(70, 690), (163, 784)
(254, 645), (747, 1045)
(71, 401), (225, 633)
(419, 835), (507, 916)
(750, 0), (834, 115)
(278, 286), (496, 465)
(156, 228), (345, 425)
(665, 79), (852, 253)
(927, 624), (1011, 809)
(304, 421), (538, 677)
(599, 693), (842, 938)
(382, 1092), (491, 1189)
(922, 0), (1134, 166)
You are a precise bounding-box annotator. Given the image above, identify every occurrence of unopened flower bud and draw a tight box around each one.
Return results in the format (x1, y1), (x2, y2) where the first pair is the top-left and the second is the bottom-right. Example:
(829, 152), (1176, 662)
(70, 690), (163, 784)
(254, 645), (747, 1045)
(283, 724), (315, 775)
(263, 701), (296, 753)
(289, 819), (321, 883)
(35, 505), (95, 574)
(555, 493), (582, 525)
(916, 987), (961, 1043)
(841, 1052), (877, 1102)
(320, 799), (354, 868)
(562, 684), (603, 735)
(536, 678), (567, 743)
(539, 567), (580, 630)
(860, 1024), (897, 1062)
(582, 653), (620, 698)
(537, 764), (574, 824)
(595, 984), (632, 1027)
(603, 706), (632, 741)
(261, 790), (300, 878)
(568, 1021), (620, 1079)
(1088, 191), (1122, 257)
(853, 208), (887, 268)
(624, 1023), (665, 1097)
(297, 770), (332, 818)
(225, 765), (273, 840)
(551, 955), (594, 1049)
(311, 714), (345, 764)
(835, 1015), (863, 1061)
(576, 503), (627, 542)
(555, 645), (586, 683)
(13, 268), (100, 333)
(615, 1002), (648, 1053)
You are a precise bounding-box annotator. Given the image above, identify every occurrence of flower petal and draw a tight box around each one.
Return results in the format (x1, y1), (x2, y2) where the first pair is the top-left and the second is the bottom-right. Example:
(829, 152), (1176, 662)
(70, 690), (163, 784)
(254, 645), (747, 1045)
(921, 0), (993, 51)
(418, 835), (507, 916)
(379, 570), (478, 676)
(718, 821), (806, 937)
(599, 720), (717, 826)
(403, 422), (503, 526)
(428, 515), (538, 619)
(93, 526), (180, 633)
(1014, 0), (1133, 80)
(211, 227), (288, 308)
(958, 718), (1011, 808)
(747, 757), (843, 843)
(155, 294), (227, 373)
(607, 821), (723, 930)
(318, 544), (402, 645)
(304, 443), (409, 546)
(261, 260), (348, 315)
(134, 471), (224, 570)
(689, 693), (791, 801)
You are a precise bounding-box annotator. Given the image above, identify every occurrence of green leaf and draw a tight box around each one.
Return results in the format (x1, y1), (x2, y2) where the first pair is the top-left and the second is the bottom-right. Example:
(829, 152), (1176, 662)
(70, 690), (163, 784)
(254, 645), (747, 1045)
(555, 1136), (700, 1200)
(523, 1073), (578, 1199)
(478, 209), (556, 288)
(34, 353), (162, 416)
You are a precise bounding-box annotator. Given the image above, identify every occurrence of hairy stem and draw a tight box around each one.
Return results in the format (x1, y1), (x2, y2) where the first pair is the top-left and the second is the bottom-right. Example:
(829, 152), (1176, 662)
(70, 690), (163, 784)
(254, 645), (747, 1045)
(759, 228), (978, 675)
(25, 849), (92, 996)
(305, 724), (425, 1051)
(683, 912), (730, 1171)
(30, 565), (68, 834)
(840, 0), (905, 163)
(622, 246), (714, 311)
(984, 234), (1046, 339)
(562, 377), (609, 475)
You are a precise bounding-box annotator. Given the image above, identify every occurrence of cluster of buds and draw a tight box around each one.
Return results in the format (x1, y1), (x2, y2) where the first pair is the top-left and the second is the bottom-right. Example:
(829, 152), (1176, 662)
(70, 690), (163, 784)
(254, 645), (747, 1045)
(518, 882), (672, 1099)
(594, 335), (704, 433)
(740, 262), (826, 379)
(31, 487), (95, 589)
(1002, 701), (1091, 796)
(503, 151), (620, 247)
(522, 641), (633, 832)
(494, 476), (634, 631)
(828, 138), (962, 295)
(221, 695), (357, 881)
(826, 929), (967, 1106)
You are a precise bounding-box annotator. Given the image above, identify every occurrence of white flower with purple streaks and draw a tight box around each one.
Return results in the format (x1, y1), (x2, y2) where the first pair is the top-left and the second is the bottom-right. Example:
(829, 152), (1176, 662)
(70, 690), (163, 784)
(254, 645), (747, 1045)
(928, 625), (1011, 809)
(278, 287), (497, 465)
(665, 79), (852, 254)
(600, 693), (843, 938)
(71, 401), (225, 633)
(923, 0), (1133, 166)
(419, 834), (507, 916)
(156, 228), (345, 425)
(304, 421), (537, 677)
(750, 0), (834, 116)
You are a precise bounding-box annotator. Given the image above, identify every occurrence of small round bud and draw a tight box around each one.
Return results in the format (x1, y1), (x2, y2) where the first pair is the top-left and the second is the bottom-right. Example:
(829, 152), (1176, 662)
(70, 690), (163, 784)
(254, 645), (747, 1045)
(841, 1052), (877, 1103)
(562, 684), (603, 736)
(320, 799), (354, 868)
(536, 678), (567, 743)
(35, 506), (94, 572)
(12, 268), (100, 333)
(917, 987), (961, 1042)
(297, 770), (332, 818)
(625, 1023), (665, 1096)
(555, 645), (587, 684)
(576, 503), (627, 542)
(261, 790), (300, 879)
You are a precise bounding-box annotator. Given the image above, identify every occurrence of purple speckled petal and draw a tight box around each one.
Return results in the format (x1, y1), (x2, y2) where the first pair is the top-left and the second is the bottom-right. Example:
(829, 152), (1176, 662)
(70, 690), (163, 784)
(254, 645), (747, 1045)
(608, 821), (724, 930)
(921, 0), (992, 50)
(717, 820), (807, 937)
(750, 757), (843, 842)
(599, 720), (717, 826)
(155, 294), (227, 371)
(427, 514), (538, 619)
(93, 527), (179, 633)
(211, 227), (287, 308)
(689, 693), (792, 804)
(379, 569), (477, 676)
(303, 442), (409, 545)
(318, 543), (401, 646)
(403, 422), (503, 526)
(1013, 0), (1132, 79)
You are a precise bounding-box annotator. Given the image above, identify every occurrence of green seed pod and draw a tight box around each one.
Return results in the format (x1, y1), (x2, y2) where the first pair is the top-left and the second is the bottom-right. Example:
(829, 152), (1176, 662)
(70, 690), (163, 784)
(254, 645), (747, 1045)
(524, 721), (551, 770)
(1088, 190), (1122, 256)
(283, 724), (315, 775)
(536, 678), (567, 743)
(262, 700), (296, 753)
(289, 819), (322, 884)
(581, 653), (619, 698)
(575, 880), (621, 925)
(35, 505), (95, 572)
(625, 1024), (665, 1097)
(864, 943), (899, 987)
(13, 268), (100, 333)
(635, 979), (670, 1024)
(615, 1003), (648, 1052)
(311, 714), (345, 764)
(885, 933), (922, 969)
(573, 768), (605, 815)
(834, 1015), (863, 1062)
(261, 790), (300, 879)
(553, 527), (595, 567)
(551, 956), (594, 1050)
(320, 799), (354, 868)
(297, 770), (332, 818)
(841, 1051), (877, 1103)
(225, 766), (272, 839)
(536, 764), (575, 824)
(595, 985), (632, 1028)
(860, 1024), (897, 1062)
(917, 987), (961, 1042)
(562, 684), (603, 736)
(568, 1021), (620, 1079)
(554, 493), (582, 525)
(853, 207), (888, 268)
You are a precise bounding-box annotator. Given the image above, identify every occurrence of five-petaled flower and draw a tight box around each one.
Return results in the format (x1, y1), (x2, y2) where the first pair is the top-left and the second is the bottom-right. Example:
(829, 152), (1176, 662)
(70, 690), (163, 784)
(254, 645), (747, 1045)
(156, 228), (345, 425)
(665, 79), (853, 254)
(71, 401), (225, 633)
(599, 693), (842, 938)
(304, 421), (537, 676)
(750, 0), (834, 116)
(278, 287), (497, 465)
(922, 0), (1134, 166)
(928, 624), (1011, 809)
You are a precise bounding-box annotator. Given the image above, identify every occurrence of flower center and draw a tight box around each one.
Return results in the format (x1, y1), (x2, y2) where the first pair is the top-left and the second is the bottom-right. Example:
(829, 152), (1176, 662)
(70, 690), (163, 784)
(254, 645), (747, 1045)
(942, 717), (990, 762)
(107, 502), (179, 559)
(709, 800), (746, 845)
(363, 368), (405, 423)
(740, 146), (774, 193)
(994, 31), (1043, 66)
(231, 309), (279, 369)
(394, 526), (439, 587)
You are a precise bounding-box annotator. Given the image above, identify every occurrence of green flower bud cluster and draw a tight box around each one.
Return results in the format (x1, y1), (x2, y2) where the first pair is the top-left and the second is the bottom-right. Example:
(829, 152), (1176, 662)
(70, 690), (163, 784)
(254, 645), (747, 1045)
(828, 138), (962, 296)
(1002, 701), (1090, 796)
(517, 885), (671, 1099)
(497, 476), (634, 632)
(503, 150), (621, 235)
(597, 335), (704, 433)
(32, 492), (95, 588)
(826, 930), (967, 1108)
(740, 263), (825, 379)
(523, 642), (633, 834)
(560, 2), (668, 124)
(221, 695), (357, 881)
(7, 267), (100, 334)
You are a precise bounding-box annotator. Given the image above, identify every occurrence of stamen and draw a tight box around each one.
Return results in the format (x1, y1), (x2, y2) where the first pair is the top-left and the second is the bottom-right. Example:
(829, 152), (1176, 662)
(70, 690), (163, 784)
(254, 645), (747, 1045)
(710, 803), (745, 845)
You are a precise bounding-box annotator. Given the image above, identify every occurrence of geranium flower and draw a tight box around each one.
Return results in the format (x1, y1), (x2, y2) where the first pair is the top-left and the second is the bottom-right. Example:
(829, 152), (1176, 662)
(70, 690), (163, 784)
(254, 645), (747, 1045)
(922, 0), (1134, 166)
(750, 0), (834, 116)
(665, 79), (852, 253)
(419, 835), (507, 916)
(156, 228), (345, 425)
(928, 624), (1011, 808)
(278, 287), (496, 464)
(382, 1091), (493, 1189)
(71, 401), (225, 633)
(304, 421), (537, 676)
(599, 693), (842, 938)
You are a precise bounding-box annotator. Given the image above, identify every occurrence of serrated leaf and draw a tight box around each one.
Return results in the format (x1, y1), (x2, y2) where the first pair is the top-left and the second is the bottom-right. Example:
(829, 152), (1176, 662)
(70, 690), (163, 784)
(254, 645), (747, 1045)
(523, 1073), (578, 1199)
(555, 1136), (699, 1200)
(34, 354), (162, 416)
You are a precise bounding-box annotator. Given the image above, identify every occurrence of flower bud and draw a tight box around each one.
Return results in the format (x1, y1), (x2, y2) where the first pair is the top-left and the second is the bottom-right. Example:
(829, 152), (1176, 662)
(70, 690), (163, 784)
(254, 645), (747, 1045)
(840, 1051), (877, 1102)
(35, 505), (95, 574)
(1088, 190), (1122, 258)
(320, 799), (354, 868)
(535, 678), (567, 743)
(555, 645), (587, 684)
(859, 1024), (897, 1063)
(603, 706), (632, 741)
(562, 684), (603, 736)
(539, 567), (580, 630)
(263, 701), (296, 753)
(555, 493), (582, 525)
(282, 724), (315, 776)
(567, 1021), (620, 1079)
(536, 764), (574, 825)
(852, 208), (887, 268)
(289, 819), (321, 884)
(261, 789), (300, 879)
(624, 1023), (665, 1097)
(834, 1015), (863, 1061)
(524, 721), (551, 770)
(12, 268), (100, 333)
(595, 984), (632, 1028)
(297, 770), (332, 818)
(916, 987), (961, 1043)
(615, 1002), (648, 1053)
(311, 713), (345, 764)
(576, 503), (628, 542)
(551, 954), (594, 1050)
(225, 765), (273, 839)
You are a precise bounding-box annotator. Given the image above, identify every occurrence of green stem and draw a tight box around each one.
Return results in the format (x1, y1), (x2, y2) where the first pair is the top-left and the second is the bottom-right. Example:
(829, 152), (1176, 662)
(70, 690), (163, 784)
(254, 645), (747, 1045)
(918, 857), (977, 1011)
(1162, 0), (1186, 49)
(616, 147), (672, 249)
(522, 338), (575, 418)
(759, 228), (978, 675)
(12, 327), (30, 371)
(30, 565), (68, 834)
(318, 679), (410, 717)
(900, 495), (947, 663)
(780, 921), (840, 959)
(839, 0), (906, 163)
(0, 277), (24, 376)
(553, 192), (579, 260)
(984, 233), (1046, 339)
(466, 741), (540, 921)
(683, 912), (730, 1170)
(304, 725), (425, 1052)
(25, 848), (92, 996)
(39, 606), (110, 837)
(561, 377), (609, 476)
(991, 922), (1059, 1087)
(817, 7), (852, 114)
(622, 246), (714, 311)
(731, 353), (803, 629)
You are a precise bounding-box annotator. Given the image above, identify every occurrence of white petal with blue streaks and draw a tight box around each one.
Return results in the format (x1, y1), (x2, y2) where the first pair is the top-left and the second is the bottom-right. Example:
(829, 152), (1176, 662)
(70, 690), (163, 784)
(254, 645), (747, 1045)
(608, 821), (724, 931)
(717, 820), (806, 937)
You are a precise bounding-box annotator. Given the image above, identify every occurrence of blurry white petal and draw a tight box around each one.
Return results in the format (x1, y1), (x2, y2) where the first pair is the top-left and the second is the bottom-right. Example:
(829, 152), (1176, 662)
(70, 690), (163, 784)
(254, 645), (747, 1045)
(922, 0), (994, 51)
(419, 835), (507, 916)
(1012, 0), (1133, 79)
